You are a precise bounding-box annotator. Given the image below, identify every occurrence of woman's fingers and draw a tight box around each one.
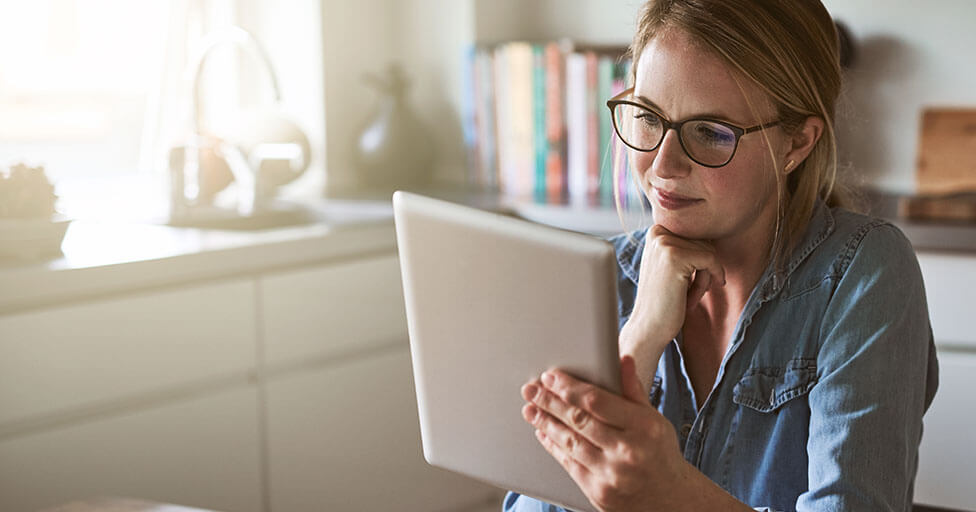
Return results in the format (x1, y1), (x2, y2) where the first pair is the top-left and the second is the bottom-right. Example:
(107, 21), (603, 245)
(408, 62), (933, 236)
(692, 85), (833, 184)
(526, 370), (643, 432)
(649, 224), (726, 287)
(686, 269), (712, 309)
(627, 224), (726, 345)
(523, 403), (603, 467)
(522, 378), (622, 448)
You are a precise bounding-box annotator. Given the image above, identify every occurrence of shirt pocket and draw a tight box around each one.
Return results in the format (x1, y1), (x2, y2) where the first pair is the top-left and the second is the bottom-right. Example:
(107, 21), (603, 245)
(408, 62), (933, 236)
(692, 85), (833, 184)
(732, 358), (818, 413)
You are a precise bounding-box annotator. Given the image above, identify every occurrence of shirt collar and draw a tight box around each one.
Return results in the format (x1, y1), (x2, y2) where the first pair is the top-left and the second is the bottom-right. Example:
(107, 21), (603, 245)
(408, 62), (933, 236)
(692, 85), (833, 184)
(615, 200), (836, 297)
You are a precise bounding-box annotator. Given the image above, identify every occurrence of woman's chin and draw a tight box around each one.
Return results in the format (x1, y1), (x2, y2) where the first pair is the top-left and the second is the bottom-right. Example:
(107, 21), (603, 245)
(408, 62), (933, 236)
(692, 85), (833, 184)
(651, 212), (711, 241)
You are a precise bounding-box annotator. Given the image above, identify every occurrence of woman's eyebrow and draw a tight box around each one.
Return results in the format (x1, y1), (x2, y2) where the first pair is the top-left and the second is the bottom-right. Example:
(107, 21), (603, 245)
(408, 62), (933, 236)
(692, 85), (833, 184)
(635, 94), (738, 124)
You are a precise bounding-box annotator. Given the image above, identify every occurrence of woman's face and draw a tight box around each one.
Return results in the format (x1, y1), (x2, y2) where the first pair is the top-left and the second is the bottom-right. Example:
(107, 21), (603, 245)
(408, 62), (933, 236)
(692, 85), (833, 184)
(631, 28), (788, 243)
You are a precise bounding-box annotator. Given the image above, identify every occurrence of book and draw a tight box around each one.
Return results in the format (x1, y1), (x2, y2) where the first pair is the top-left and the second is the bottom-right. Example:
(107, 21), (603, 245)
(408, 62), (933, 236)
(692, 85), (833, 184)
(493, 44), (513, 196)
(585, 51), (599, 206)
(533, 44), (547, 203)
(565, 52), (588, 207)
(508, 42), (535, 200)
(463, 40), (630, 207)
(473, 47), (498, 190)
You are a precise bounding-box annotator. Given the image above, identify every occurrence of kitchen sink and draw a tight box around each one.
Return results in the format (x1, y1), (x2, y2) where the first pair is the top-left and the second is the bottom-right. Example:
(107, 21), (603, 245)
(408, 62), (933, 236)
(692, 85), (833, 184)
(166, 203), (320, 231)
(164, 198), (395, 231)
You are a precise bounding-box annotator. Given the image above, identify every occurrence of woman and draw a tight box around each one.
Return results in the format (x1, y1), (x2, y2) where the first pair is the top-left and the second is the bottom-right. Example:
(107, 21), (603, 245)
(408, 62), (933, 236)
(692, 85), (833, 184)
(506, 0), (939, 510)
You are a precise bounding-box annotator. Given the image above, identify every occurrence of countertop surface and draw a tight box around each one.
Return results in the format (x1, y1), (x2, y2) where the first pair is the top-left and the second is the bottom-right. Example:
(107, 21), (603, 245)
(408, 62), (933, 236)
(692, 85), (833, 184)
(0, 198), (399, 314)
(1, 187), (974, 315)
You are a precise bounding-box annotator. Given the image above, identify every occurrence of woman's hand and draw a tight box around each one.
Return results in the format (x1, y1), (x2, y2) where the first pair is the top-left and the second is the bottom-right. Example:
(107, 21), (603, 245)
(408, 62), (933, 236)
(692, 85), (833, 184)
(520, 356), (751, 512)
(627, 224), (726, 344)
(521, 356), (691, 511)
(619, 225), (725, 393)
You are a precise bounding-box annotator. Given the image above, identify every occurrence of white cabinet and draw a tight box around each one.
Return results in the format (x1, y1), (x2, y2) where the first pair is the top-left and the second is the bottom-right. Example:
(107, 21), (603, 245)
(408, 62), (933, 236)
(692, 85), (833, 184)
(265, 348), (499, 512)
(0, 279), (258, 429)
(1, 246), (500, 512)
(916, 252), (976, 348)
(914, 251), (976, 511)
(0, 386), (263, 512)
(260, 255), (500, 511)
(260, 255), (409, 367)
(914, 351), (976, 511)
(0, 278), (261, 512)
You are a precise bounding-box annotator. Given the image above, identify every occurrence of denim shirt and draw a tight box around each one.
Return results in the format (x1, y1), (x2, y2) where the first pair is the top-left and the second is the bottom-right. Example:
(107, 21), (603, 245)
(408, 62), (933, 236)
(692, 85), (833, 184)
(504, 201), (939, 512)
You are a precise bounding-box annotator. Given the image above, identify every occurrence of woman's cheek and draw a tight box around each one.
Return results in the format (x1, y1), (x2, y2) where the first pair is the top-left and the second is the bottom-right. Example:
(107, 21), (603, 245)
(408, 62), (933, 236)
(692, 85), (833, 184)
(631, 151), (655, 186)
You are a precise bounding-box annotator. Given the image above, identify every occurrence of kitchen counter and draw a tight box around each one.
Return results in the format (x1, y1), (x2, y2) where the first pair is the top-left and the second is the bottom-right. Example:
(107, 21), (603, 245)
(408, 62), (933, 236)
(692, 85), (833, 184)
(858, 190), (976, 253)
(0, 199), (399, 315)
(2, 187), (974, 315)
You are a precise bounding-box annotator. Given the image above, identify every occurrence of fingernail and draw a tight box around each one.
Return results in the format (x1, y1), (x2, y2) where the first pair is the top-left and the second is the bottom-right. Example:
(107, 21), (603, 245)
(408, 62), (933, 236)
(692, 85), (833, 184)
(523, 403), (539, 423)
(523, 383), (539, 400)
(541, 371), (555, 387)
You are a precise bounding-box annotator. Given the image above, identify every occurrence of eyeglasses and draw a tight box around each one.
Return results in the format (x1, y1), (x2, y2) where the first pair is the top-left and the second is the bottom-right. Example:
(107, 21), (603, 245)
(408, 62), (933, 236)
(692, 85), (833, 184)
(606, 87), (781, 168)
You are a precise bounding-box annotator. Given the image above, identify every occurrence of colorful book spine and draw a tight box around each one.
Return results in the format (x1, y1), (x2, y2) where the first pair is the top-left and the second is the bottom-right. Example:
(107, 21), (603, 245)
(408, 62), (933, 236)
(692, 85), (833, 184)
(508, 42), (535, 200)
(585, 51), (599, 206)
(532, 44), (547, 203)
(565, 52), (588, 207)
(544, 42), (566, 205)
(474, 48), (498, 190)
(597, 55), (615, 207)
(493, 44), (513, 196)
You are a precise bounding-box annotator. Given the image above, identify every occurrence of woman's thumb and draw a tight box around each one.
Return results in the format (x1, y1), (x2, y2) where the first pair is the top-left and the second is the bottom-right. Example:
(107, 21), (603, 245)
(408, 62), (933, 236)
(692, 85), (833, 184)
(620, 355), (648, 403)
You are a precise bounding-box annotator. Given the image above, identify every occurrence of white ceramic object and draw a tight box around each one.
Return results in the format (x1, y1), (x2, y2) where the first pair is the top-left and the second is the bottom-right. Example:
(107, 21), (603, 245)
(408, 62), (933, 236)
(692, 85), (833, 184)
(0, 215), (71, 260)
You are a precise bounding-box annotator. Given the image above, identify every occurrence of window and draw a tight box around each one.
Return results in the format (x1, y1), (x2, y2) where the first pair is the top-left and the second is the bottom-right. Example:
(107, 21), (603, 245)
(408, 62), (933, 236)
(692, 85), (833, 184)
(0, 0), (324, 220)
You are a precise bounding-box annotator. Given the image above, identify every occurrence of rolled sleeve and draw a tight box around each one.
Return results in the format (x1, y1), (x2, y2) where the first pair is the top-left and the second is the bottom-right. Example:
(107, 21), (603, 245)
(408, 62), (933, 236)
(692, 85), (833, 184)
(503, 492), (571, 512)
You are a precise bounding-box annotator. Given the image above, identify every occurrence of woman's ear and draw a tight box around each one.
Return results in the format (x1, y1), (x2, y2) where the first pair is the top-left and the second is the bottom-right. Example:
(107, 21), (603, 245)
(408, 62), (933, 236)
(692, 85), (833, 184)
(783, 116), (824, 174)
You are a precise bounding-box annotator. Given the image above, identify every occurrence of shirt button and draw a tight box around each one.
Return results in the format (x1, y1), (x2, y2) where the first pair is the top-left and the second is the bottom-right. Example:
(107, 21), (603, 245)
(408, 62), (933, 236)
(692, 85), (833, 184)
(680, 423), (693, 437)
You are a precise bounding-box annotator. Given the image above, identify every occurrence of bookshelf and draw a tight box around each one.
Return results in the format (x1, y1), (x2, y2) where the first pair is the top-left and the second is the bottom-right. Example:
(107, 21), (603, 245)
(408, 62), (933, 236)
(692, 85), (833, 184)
(455, 0), (647, 234)
(321, 0), (647, 233)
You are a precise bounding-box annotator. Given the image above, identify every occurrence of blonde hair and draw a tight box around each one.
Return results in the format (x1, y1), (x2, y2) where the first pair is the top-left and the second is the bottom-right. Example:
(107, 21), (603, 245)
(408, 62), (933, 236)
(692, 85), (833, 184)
(615, 0), (855, 271)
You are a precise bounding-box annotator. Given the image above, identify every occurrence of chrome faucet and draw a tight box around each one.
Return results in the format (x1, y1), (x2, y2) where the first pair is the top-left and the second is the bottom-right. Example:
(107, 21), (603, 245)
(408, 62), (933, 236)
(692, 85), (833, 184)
(169, 25), (306, 220)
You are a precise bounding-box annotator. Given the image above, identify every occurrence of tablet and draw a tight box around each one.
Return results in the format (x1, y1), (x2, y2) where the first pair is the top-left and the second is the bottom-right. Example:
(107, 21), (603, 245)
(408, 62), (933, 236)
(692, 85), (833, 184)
(392, 191), (621, 512)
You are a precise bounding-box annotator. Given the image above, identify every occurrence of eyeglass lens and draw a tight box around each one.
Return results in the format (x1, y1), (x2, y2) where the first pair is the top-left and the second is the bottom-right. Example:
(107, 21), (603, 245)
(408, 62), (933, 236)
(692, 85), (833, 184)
(612, 103), (738, 167)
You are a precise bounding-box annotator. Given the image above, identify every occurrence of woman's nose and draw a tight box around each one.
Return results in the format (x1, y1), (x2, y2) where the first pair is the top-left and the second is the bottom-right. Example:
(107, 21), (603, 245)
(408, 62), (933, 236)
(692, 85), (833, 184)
(650, 129), (691, 179)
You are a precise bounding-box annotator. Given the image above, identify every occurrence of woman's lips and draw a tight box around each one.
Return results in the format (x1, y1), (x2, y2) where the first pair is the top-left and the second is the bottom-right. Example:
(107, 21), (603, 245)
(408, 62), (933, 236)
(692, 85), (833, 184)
(653, 187), (703, 210)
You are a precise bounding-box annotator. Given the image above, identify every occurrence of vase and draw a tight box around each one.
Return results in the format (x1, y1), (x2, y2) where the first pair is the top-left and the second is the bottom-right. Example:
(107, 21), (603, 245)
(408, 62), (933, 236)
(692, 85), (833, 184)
(353, 63), (435, 192)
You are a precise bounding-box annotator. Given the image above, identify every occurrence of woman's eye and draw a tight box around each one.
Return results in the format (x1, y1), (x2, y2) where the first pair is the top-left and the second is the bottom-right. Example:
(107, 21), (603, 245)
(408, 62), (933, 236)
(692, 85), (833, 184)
(634, 113), (662, 127)
(692, 123), (735, 145)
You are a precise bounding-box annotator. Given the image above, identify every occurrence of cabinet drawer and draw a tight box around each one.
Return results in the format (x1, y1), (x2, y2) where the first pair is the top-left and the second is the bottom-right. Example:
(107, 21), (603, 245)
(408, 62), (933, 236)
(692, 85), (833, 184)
(265, 347), (497, 512)
(916, 252), (976, 348)
(260, 254), (407, 366)
(0, 386), (262, 512)
(914, 351), (976, 510)
(0, 279), (257, 427)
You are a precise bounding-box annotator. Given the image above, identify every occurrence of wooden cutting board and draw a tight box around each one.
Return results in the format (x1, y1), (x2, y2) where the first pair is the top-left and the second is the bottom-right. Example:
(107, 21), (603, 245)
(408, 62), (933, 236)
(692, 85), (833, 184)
(917, 108), (976, 195)
(899, 192), (976, 222)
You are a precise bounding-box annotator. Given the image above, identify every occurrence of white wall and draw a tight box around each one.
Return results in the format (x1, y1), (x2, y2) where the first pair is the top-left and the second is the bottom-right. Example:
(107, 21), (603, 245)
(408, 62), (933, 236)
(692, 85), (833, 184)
(320, 0), (401, 194)
(392, 0), (475, 187)
(823, 0), (976, 193)
(320, 1), (976, 195)
(319, 0), (474, 194)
